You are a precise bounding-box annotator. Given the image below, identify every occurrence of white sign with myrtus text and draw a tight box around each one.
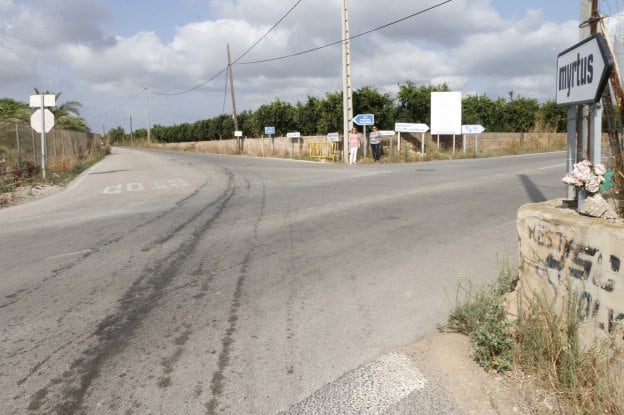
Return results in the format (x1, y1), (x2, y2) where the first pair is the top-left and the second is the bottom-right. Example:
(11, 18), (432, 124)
(556, 33), (613, 106)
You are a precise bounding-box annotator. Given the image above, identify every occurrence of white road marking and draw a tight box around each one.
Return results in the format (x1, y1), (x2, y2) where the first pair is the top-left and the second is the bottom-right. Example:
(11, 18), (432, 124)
(46, 249), (92, 259)
(102, 184), (122, 194)
(539, 163), (566, 170)
(281, 352), (427, 414)
(102, 179), (190, 194)
(126, 182), (144, 192)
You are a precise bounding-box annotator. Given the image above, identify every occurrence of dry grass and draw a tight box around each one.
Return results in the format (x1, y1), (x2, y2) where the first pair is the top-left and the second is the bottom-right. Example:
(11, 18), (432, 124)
(514, 280), (624, 414)
(446, 266), (624, 414)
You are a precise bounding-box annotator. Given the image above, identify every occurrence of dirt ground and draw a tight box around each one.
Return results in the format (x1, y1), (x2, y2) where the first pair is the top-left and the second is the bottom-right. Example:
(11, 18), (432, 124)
(0, 183), (64, 206)
(403, 331), (560, 415)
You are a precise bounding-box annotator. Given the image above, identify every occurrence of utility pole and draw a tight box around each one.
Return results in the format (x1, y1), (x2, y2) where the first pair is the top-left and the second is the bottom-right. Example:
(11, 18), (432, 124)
(145, 89), (151, 143)
(227, 43), (240, 152)
(341, 0), (354, 164)
(129, 113), (134, 143)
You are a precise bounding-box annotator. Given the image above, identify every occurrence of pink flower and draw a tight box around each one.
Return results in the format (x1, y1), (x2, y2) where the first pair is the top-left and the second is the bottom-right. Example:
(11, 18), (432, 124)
(562, 174), (582, 186)
(593, 163), (606, 176)
(575, 160), (591, 176)
(586, 175), (602, 193)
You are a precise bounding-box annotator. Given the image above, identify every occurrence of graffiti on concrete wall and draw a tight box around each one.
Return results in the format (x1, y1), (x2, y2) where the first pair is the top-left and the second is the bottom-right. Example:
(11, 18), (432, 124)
(525, 223), (624, 337)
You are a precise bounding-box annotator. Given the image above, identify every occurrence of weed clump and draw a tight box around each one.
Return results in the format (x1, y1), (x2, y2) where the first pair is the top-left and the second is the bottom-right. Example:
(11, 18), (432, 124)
(443, 268), (624, 414)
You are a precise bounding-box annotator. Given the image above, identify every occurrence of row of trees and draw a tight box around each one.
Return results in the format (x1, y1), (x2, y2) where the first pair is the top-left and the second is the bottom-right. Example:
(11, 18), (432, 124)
(0, 83), (568, 142)
(0, 90), (89, 132)
(120, 83), (568, 144)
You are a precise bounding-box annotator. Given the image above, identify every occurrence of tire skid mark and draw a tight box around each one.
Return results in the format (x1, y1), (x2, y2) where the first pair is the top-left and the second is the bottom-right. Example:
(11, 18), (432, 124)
(157, 323), (192, 389)
(205, 176), (266, 415)
(25, 173), (236, 414)
(1, 181), (211, 309)
(9, 182), (213, 386)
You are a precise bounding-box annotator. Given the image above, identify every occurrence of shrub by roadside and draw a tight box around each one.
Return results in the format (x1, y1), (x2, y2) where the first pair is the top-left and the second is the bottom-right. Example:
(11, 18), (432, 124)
(442, 265), (624, 414)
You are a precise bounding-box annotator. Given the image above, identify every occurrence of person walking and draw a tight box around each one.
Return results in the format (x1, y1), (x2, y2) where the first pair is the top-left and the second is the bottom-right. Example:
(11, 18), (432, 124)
(348, 127), (361, 165)
(369, 126), (382, 162)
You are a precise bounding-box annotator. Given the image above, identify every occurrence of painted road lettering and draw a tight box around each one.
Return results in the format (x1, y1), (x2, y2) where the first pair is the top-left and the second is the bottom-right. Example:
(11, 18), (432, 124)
(102, 179), (190, 194)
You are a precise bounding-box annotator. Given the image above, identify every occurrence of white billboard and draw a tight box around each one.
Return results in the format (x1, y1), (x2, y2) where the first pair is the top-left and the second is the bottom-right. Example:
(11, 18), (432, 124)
(431, 92), (462, 135)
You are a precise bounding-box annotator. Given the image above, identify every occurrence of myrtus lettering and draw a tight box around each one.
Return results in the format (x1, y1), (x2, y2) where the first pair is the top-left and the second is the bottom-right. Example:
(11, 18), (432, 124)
(559, 53), (594, 97)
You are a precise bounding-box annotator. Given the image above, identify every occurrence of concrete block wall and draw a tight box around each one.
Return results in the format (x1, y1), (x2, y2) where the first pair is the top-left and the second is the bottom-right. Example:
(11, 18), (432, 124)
(517, 200), (624, 338)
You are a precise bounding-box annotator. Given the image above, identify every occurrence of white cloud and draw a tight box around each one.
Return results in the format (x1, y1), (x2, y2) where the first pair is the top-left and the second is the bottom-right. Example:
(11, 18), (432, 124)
(0, 0), (580, 129)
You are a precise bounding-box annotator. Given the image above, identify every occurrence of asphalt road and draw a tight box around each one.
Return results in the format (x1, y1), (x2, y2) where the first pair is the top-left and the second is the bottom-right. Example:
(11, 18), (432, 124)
(0, 148), (565, 414)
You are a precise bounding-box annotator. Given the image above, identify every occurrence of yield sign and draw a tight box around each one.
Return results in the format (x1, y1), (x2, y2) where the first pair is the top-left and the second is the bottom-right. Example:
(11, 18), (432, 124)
(31, 109), (55, 133)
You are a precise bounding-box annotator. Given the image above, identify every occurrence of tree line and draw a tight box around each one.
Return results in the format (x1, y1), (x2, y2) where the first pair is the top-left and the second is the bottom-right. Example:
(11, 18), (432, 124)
(0, 83), (568, 142)
(118, 82), (567, 144)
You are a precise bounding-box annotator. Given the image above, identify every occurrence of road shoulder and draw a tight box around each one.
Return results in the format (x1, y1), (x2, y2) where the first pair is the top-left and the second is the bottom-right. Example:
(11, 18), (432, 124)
(400, 332), (553, 414)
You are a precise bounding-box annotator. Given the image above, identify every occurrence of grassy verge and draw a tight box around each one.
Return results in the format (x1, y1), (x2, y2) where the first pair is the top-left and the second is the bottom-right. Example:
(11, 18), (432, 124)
(442, 266), (624, 414)
(46, 145), (110, 185)
(0, 143), (110, 198)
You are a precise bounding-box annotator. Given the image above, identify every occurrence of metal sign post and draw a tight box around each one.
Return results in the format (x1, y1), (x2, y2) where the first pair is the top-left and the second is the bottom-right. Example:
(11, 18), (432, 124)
(354, 114), (374, 159)
(395, 123), (430, 155)
(29, 94), (55, 179)
(556, 33), (613, 210)
(461, 125), (485, 156)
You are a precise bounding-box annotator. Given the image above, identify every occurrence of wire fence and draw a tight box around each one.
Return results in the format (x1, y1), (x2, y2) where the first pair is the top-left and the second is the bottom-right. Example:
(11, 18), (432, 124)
(0, 121), (102, 191)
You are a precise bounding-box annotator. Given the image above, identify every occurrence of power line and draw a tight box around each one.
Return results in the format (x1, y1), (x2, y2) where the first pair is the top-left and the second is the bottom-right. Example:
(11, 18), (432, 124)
(88, 88), (146, 120)
(233, 0), (304, 64)
(145, 0), (304, 96)
(90, 0), (452, 122)
(237, 0), (454, 65)
(147, 67), (227, 96)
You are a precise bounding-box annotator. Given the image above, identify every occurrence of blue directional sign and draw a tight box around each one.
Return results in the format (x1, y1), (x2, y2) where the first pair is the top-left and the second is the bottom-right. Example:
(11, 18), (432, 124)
(264, 126), (276, 135)
(353, 114), (374, 126)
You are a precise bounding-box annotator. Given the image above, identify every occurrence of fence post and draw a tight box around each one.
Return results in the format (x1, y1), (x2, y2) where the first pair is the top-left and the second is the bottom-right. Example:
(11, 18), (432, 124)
(31, 127), (37, 168)
(15, 123), (22, 172)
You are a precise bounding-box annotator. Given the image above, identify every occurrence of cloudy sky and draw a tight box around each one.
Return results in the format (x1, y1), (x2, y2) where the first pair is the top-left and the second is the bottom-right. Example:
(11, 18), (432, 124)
(1, 0), (619, 133)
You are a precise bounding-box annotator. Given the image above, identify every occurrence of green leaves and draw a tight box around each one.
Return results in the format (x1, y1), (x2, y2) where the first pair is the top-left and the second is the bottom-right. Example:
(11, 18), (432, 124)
(600, 169), (615, 192)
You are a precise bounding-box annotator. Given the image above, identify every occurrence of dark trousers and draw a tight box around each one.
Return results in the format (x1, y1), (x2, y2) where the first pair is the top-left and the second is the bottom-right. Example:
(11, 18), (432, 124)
(371, 143), (381, 161)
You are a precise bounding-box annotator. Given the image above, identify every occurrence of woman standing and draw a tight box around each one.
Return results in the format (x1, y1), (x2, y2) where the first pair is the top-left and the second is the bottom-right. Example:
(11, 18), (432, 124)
(369, 126), (382, 162)
(348, 127), (361, 165)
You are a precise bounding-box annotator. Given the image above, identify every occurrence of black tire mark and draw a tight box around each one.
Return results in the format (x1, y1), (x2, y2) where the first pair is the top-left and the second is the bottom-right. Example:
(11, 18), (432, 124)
(205, 177), (266, 415)
(11, 180), (220, 388)
(26, 172), (237, 414)
(0, 182), (210, 309)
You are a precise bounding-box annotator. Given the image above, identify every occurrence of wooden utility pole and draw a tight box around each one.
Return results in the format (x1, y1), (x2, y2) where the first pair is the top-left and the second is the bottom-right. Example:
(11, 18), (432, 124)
(145, 89), (151, 143)
(227, 44), (240, 152)
(597, 2), (624, 189)
(341, 0), (354, 163)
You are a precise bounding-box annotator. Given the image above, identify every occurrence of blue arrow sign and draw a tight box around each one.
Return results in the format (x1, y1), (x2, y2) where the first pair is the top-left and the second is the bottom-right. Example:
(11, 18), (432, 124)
(354, 114), (374, 126)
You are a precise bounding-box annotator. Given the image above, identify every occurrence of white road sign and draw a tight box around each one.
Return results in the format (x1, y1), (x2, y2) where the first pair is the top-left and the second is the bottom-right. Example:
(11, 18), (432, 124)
(556, 33), (613, 105)
(327, 132), (340, 142)
(29, 94), (56, 108)
(395, 122), (429, 133)
(461, 124), (485, 134)
(286, 132), (301, 138)
(30, 109), (55, 133)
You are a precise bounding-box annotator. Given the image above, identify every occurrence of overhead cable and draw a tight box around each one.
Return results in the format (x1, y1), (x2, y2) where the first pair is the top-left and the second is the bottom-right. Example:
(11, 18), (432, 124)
(146, 0), (304, 96)
(237, 0), (454, 65)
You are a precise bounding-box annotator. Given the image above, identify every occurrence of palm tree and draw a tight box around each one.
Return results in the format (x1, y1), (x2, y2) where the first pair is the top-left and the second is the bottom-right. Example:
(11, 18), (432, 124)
(0, 98), (30, 124)
(33, 88), (90, 132)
